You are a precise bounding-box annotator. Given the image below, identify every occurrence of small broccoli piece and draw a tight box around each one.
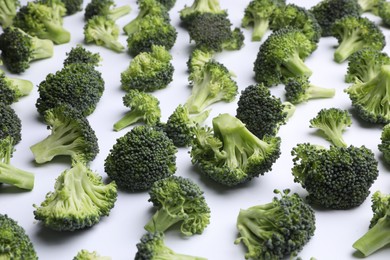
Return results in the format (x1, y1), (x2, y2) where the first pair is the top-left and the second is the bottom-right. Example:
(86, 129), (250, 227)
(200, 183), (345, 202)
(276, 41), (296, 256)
(0, 0), (20, 27)
(253, 28), (313, 87)
(0, 102), (21, 145)
(113, 90), (161, 131)
(61, 0), (83, 15)
(73, 249), (111, 260)
(378, 1), (390, 26)
(235, 189), (316, 260)
(84, 0), (131, 21)
(104, 125), (177, 192)
(36, 0), (67, 18)
(144, 175), (211, 236)
(179, 0), (225, 24)
(187, 47), (214, 74)
(0, 26), (53, 73)
(358, 0), (384, 14)
(63, 44), (102, 67)
(345, 64), (390, 124)
(190, 113), (281, 186)
(379, 124), (390, 164)
(135, 232), (207, 260)
(13, 1), (70, 44)
(0, 214), (38, 259)
(156, 0), (176, 10)
(0, 71), (33, 105)
(121, 45), (174, 92)
(33, 161), (117, 231)
(291, 143), (379, 209)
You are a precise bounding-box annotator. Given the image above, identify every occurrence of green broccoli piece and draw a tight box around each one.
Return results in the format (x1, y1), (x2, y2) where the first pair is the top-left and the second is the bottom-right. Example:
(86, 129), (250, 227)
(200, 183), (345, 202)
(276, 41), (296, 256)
(113, 89), (161, 131)
(234, 189), (316, 260)
(378, 1), (390, 26)
(73, 249), (111, 260)
(331, 16), (385, 63)
(36, 0), (67, 18)
(379, 123), (390, 164)
(0, 102), (21, 145)
(84, 0), (131, 21)
(0, 214), (38, 259)
(187, 47), (214, 75)
(33, 161), (117, 231)
(0, 0), (20, 27)
(358, 0), (384, 14)
(253, 28), (313, 87)
(63, 44), (102, 67)
(0, 71), (33, 105)
(104, 125), (177, 192)
(156, 0), (176, 10)
(179, 0), (225, 24)
(144, 175), (211, 236)
(190, 113), (281, 187)
(61, 0), (83, 15)
(0, 26), (53, 73)
(121, 45), (174, 92)
(13, 1), (70, 44)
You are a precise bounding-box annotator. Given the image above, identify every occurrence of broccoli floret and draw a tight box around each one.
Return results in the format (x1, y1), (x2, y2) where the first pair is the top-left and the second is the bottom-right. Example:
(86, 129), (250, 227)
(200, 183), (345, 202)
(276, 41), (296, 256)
(144, 175), (211, 236)
(344, 64), (390, 124)
(61, 0), (83, 15)
(331, 16), (385, 63)
(156, 0), (176, 10)
(135, 232), (207, 260)
(234, 189), (316, 260)
(121, 45), (174, 92)
(187, 47), (214, 74)
(113, 90), (161, 131)
(0, 71), (33, 105)
(253, 28), (313, 87)
(13, 1), (70, 44)
(36, 63), (105, 117)
(379, 123), (390, 164)
(358, 0), (384, 14)
(179, 0), (225, 24)
(0, 0), (20, 27)
(291, 143), (378, 209)
(33, 161), (117, 231)
(0, 102), (21, 145)
(63, 44), (102, 67)
(104, 125), (177, 192)
(36, 0), (67, 18)
(0, 26), (53, 73)
(378, 1), (390, 26)
(84, 0), (131, 21)
(0, 214), (38, 259)
(73, 249), (111, 260)
(190, 113), (281, 187)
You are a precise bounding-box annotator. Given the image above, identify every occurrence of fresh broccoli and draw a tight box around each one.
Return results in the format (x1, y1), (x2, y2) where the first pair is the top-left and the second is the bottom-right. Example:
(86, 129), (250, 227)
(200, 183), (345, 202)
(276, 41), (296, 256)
(113, 90), (161, 131)
(378, 1), (390, 26)
(144, 175), (211, 236)
(84, 0), (131, 21)
(36, 0), (67, 18)
(291, 143), (378, 209)
(187, 47), (214, 75)
(0, 0), (20, 27)
(378, 123), (390, 164)
(30, 105), (99, 164)
(121, 45), (174, 92)
(236, 84), (295, 139)
(61, 0), (83, 15)
(135, 232), (207, 260)
(190, 113), (281, 187)
(73, 249), (111, 260)
(331, 16), (385, 63)
(234, 189), (316, 260)
(0, 102), (21, 145)
(344, 64), (390, 124)
(33, 161), (117, 231)
(156, 0), (176, 10)
(104, 125), (177, 192)
(63, 44), (102, 67)
(0, 71), (33, 105)
(36, 63), (105, 117)
(0, 214), (38, 259)
(179, 0), (225, 24)
(84, 16), (125, 53)
(284, 76), (336, 104)
(253, 28), (313, 87)
(309, 0), (362, 37)
(357, 0), (384, 14)
(13, 1), (70, 44)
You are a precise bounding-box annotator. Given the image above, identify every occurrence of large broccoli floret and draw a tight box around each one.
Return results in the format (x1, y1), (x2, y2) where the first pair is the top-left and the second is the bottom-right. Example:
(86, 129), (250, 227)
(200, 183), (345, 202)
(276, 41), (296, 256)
(378, 1), (390, 26)
(84, 0), (131, 21)
(234, 189), (316, 260)
(0, 102), (21, 145)
(63, 44), (102, 67)
(73, 249), (111, 260)
(331, 16), (385, 63)
(0, 71), (33, 105)
(144, 175), (211, 236)
(379, 123), (390, 164)
(0, 26), (53, 73)
(104, 125), (177, 192)
(358, 0), (384, 14)
(121, 45), (174, 92)
(33, 161), (117, 231)
(0, 0), (20, 27)
(0, 214), (38, 259)
(190, 113), (281, 187)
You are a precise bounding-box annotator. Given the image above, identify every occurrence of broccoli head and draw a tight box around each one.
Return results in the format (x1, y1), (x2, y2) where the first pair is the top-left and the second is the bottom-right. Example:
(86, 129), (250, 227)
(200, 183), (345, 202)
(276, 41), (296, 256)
(156, 0), (176, 10)
(378, 1), (390, 26)
(379, 123), (390, 164)
(36, 0), (67, 18)
(358, 0), (385, 14)
(179, 0), (225, 24)
(84, 0), (131, 21)
(73, 249), (111, 260)
(0, 72), (33, 105)
(0, 102), (21, 145)
(0, 0), (20, 27)
(187, 47), (214, 74)
(63, 44), (102, 67)
(234, 189), (316, 260)
(61, 0), (83, 15)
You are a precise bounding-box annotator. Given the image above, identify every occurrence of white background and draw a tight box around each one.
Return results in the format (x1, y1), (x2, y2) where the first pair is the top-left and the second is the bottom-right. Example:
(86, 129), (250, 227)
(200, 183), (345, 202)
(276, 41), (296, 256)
(2, 0), (390, 259)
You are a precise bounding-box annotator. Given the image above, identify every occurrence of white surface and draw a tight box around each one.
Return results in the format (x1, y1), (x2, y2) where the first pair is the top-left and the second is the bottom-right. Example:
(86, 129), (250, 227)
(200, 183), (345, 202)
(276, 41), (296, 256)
(1, 0), (390, 259)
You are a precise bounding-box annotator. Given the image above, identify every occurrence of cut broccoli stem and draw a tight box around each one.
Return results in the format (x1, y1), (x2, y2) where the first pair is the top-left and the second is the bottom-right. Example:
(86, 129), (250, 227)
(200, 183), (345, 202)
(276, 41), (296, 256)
(283, 101), (296, 120)
(283, 52), (313, 78)
(144, 207), (185, 234)
(109, 5), (132, 21)
(43, 22), (71, 44)
(30, 37), (54, 60)
(306, 83), (336, 99)
(334, 32), (365, 63)
(0, 163), (34, 190)
(252, 19), (270, 41)
(113, 110), (145, 131)
(6, 77), (33, 96)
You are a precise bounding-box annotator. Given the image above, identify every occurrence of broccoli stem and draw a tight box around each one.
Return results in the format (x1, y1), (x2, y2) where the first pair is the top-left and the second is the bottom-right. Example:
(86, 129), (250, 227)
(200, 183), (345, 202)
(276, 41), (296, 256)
(108, 5), (131, 21)
(6, 77), (33, 96)
(282, 101), (296, 121)
(144, 207), (183, 234)
(0, 163), (34, 190)
(306, 84), (336, 99)
(186, 76), (213, 114)
(31, 37), (54, 60)
(251, 19), (269, 41)
(113, 110), (144, 131)
(334, 31), (365, 63)
(283, 52), (312, 78)
(42, 21), (71, 44)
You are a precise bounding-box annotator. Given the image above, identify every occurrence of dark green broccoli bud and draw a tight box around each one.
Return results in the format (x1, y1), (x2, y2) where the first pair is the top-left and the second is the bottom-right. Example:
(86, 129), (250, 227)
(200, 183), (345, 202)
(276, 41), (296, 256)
(0, 214), (38, 259)
(285, 76), (335, 104)
(0, 26), (53, 73)
(104, 125), (177, 192)
(63, 44), (102, 67)
(241, 0), (286, 42)
(84, 0), (131, 21)
(190, 113), (281, 187)
(236, 84), (295, 139)
(135, 232), (207, 260)
(378, 123), (390, 164)
(378, 1), (390, 26)
(33, 161), (117, 231)
(36, 0), (67, 18)
(144, 175), (211, 236)
(36, 63), (105, 117)
(344, 64), (390, 124)
(331, 16), (385, 63)
(358, 0), (385, 14)
(0, 72), (33, 105)
(187, 47), (214, 74)
(113, 90), (161, 131)
(13, 1), (71, 44)
(309, 0), (361, 37)
(121, 45), (174, 92)
(253, 28), (313, 87)
(291, 143), (379, 209)
(179, 0), (225, 24)
(0, 0), (20, 27)
(309, 108), (352, 148)
(61, 0), (83, 15)
(0, 102), (21, 145)
(73, 249), (111, 260)
(156, 0), (176, 10)
(30, 105), (99, 164)
(235, 189), (316, 260)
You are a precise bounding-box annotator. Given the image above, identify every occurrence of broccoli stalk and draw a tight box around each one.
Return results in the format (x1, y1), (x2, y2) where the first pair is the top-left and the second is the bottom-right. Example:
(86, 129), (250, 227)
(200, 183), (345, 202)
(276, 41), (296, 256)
(285, 76), (335, 104)
(5, 77), (33, 96)
(0, 72), (33, 105)
(0, 0), (20, 27)
(84, 0), (131, 21)
(180, 0), (223, 21)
